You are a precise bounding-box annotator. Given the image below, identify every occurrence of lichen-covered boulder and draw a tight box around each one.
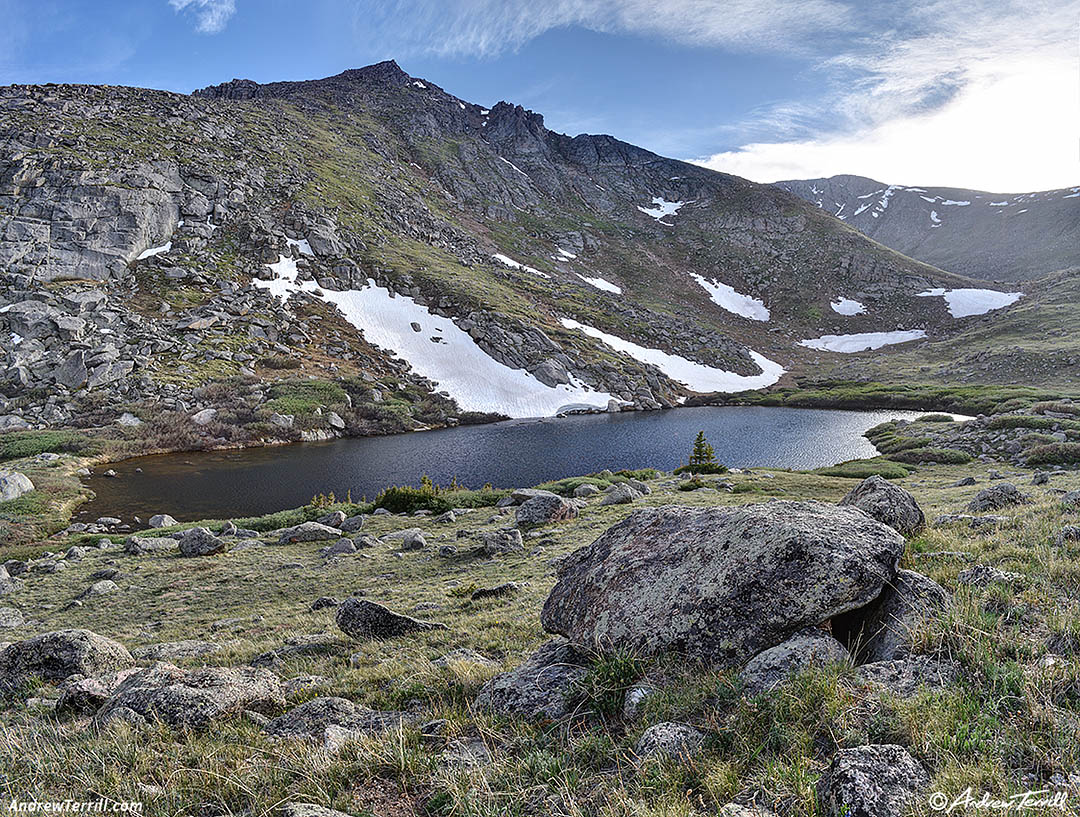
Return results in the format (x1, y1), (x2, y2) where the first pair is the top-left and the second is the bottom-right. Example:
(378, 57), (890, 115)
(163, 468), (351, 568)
(541, 503), (905, 665)
(967, 483), (1028, 513)
(853, 657), (961, 698)
(0, 629), (134, 690)
(335, 598), (447, 640)
(474, 639), (588, 720)
(740, 628), (849, 695)
(93, 662), (284, 729)
(817, 744), (929, 817)
(177, 527), (226, 557)
(633, 722), (705, 763)
(264, 696), (407, 743)
(839, 475), (925, 536)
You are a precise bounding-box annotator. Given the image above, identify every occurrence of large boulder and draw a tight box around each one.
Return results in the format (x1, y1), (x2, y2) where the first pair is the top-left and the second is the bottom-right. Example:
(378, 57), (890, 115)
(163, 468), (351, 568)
(598, 483), (644, 507)
(740, 628), (849, 695)
(839, 570), (949, 662)
(838, 476), (924, 536)
(817, 744), (929, 817)
(516, 491), (577, 528)
(474, 639), (589, 720)
(335, 598), (447, 640)
(94, 663), (284, 729)
(541, 503), (905, 665)
(0, 629), (134, 690)
(480, 528), (524, 555)
(177, 527), (226, 557)
(967, 483), (1028, 513)
(0, 472), (34, 502)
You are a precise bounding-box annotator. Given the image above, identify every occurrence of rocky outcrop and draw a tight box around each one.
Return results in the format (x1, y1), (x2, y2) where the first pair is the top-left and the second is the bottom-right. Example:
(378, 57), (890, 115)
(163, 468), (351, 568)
(838, 476), (925, 536)
(541, 503), (905, 664)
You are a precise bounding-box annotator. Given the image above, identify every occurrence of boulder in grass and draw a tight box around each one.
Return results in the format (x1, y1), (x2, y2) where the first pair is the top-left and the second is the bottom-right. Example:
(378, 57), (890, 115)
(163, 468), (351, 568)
(474, 639), (588, 720)
(335, 598), (447, 640)
(838, 475), (925, 536)
(541, 503), (905, 665)
(817, 744), (929, 817)
(0, 472), (33, 502)
(177, 527), (226, 557)
(0, 629), (134, 690)
(740, 628), (849, 695)
(148, 514), (177, 528)
(966, 483), (1028, 513)
(277, 522), (343, 544)
(94, 663), (284, 730)
(839, 569), (949, 663)
(633, 722), (705, 764)
(515, 492), (576, 528)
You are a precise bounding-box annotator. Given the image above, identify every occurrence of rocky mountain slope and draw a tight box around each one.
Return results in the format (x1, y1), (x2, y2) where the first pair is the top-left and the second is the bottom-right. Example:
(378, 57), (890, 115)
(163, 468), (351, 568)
(776, 174), (1080, 282)
(0, 62), (1030, 440)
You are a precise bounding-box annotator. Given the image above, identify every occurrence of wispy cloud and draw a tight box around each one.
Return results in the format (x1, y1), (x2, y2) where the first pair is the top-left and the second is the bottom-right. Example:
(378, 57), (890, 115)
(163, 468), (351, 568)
(374, 0), (851, 58)
(169, 0), (236, 34)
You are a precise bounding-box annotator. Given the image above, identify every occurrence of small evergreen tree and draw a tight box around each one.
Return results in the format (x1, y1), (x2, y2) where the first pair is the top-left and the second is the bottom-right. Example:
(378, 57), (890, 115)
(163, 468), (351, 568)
(689, 431), (717, 467)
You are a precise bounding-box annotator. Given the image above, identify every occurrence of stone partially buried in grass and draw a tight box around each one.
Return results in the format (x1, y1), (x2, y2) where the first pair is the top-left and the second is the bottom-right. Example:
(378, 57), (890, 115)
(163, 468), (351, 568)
(541, 502), (905, 665)
(335, 598), (448, 640)
(93, 663), (285, 730)
(474, 639), (589, 720)
(817, 744), (929, 817)
(277, 522), (343, 544)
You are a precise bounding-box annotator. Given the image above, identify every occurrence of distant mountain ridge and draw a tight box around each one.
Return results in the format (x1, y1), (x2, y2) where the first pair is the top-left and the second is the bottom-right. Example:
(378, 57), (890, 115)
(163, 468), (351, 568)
(775, 174), (1080, 282)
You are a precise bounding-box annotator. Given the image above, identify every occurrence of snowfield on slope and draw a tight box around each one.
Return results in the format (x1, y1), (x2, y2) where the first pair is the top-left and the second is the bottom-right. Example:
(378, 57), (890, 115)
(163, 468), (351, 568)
(560, 318), (785, 392)
(690, 274), (770, 321)
(253, 256), (614, 417)
(576, 274), (622, 294)
(799, 330), (926, 353)
(492, 253), (550, 278)
(637, 197), (687, 222)
(916, 288), (1022, 318)
(830, 297), (866, 315)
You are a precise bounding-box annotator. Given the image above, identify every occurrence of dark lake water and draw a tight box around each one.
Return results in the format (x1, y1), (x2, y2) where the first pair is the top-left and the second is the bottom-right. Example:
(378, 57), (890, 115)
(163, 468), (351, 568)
(80, 406), (928, 522)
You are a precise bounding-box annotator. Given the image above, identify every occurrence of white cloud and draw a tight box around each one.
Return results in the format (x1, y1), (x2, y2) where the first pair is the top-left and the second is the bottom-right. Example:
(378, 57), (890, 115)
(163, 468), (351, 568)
(701, 54), (1079, 191)
(697, 1), (1080, 191)
(169, 0), (236, 34)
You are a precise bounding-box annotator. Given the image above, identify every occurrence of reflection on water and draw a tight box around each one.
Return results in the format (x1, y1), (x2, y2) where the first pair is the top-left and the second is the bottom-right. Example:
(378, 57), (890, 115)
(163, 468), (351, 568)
(80, 406), (926, 522)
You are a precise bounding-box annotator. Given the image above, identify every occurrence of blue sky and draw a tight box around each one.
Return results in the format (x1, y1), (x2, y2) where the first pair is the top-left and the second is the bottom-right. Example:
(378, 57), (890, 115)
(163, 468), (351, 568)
(2, 0), (1076, 191)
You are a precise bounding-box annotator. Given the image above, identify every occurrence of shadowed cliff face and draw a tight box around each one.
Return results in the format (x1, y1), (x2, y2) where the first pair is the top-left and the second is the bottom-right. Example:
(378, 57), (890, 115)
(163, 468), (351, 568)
(777, 173), (1080, 282)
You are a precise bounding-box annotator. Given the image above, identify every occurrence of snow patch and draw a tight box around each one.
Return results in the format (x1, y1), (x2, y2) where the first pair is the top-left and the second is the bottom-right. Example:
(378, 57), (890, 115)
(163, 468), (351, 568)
(988, 201), (1010, 206)
(137, 241), (172, 260)
(637, 197), (687, 222)
(941, 199), (971, 206)
(916, 288), (1023, 318)
(254, 257), (613, 417)
(690, 273), (769, 321)
(799, 330), (926, 353)
(287, 237), (313, 256)
(576, 274), (621, 294)
(556, 248), (577, 260)
(10, 333), (22, 347)
(412, 81), (426, 89)
(560, 319), (785, 393)
(930, 210), (941, 224)
(492, 253), (550, 279)
(498, 157), (528, 177)
(830, 297), (866, 316)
